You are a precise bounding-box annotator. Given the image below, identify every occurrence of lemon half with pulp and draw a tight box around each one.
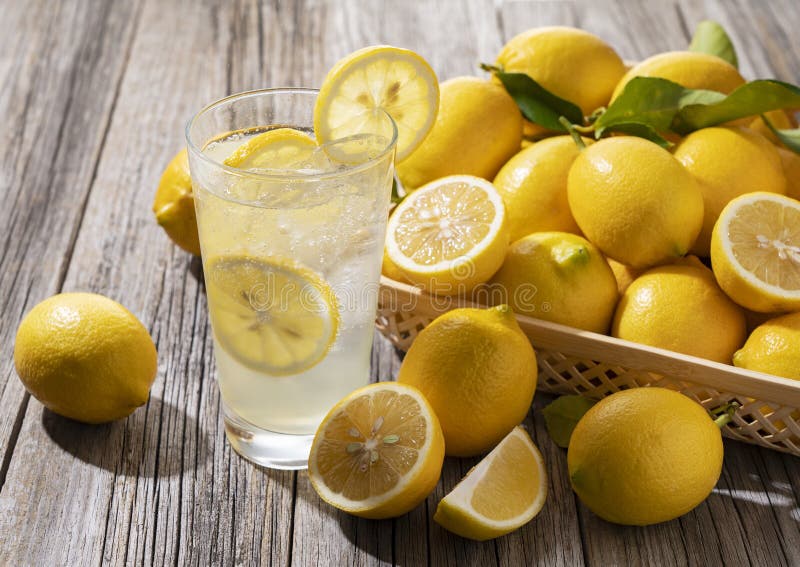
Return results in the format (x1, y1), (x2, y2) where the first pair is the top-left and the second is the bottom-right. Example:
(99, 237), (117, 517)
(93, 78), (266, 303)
(205, 255), (339, 376)
(711, 192), (800, 313)
(314, 45), (439, 161)
(308, 382), (445, 519)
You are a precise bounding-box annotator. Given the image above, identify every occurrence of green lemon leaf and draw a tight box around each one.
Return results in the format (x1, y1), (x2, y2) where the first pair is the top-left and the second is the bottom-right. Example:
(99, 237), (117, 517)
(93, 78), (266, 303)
(672, 80), (800, 134)
(688, 20), (739, 69)
(481, 63), (584, 131)
(759, 113), (800, 154)
(601, 122), (672, 148)
(542, 395), (597, 448)
(595, 77), (723, 137)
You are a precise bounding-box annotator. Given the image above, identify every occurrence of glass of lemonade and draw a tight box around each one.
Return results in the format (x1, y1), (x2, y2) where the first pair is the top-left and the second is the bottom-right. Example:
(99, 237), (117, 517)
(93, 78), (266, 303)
(186, 88), (397, 469)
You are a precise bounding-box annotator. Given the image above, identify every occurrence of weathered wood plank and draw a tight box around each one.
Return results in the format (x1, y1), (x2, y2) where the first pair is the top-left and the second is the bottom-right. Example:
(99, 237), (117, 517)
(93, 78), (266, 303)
(0, 0), (143, 495)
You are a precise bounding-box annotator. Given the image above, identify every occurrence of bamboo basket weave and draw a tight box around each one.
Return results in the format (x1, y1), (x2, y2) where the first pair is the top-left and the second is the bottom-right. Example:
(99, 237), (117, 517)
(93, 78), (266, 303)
(376, 276), (800, 457)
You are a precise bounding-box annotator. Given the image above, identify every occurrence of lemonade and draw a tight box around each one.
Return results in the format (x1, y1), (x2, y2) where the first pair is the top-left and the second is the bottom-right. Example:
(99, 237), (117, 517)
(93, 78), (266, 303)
(186, 89), (397, 468)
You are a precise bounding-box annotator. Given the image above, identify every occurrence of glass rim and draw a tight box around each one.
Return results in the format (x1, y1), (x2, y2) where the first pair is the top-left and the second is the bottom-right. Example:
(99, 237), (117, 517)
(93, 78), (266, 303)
(184, 87), (399, 182)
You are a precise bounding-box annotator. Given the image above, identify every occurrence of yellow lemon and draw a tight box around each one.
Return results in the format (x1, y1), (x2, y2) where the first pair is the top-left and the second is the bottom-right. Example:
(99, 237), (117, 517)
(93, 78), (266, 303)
(749, 110), (797, 146)
(496, 26), (626, 120)
(606, 258), (644, 295)
(308, 382), (445, 519)
(153, 149), (201, 256)
(223, 127), (317, 169)
(778, 148), (800, 201)
(734, 312), (800, 379)
(397, 77), (522, 190)
(204, 255), (339, 376)
(568, 388), (724, 526)
(612, 263), (746, 363)
(710, 192), (800, 313)
(490, 232), (619, 333)
(567, 136), (704, 268)
(398, 305), (537, 457)
(385, 175), (509, 295)
(493, 136), (589, 241)
(14, 293), (158, 424)
(434, 426), (547, 541)
(314, 45), (439, 162)
(381, 247), (408, 282)
(611, 51), (745, 100)
(673, 127), (787, 257)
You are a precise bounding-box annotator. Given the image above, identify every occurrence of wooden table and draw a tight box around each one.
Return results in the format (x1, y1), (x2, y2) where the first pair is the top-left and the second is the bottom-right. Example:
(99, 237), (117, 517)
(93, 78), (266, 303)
(2, 1), (799, 565)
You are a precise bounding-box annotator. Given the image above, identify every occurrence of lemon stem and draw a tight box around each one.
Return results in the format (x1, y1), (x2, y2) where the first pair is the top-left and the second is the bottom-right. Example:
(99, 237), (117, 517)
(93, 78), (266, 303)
(711, 401), (740, 429)
(559, 116), (586, 150)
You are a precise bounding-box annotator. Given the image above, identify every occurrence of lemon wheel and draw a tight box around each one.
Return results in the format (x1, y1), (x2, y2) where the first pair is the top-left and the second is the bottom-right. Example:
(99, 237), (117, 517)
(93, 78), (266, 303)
(308, 382), (445, 519)
(204, 255), (339, 376)
(223, 127), (317, 170)
(314, 45), (439, 161)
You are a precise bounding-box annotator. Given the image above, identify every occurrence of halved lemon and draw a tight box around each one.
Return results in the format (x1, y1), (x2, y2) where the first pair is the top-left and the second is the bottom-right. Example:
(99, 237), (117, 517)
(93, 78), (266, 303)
(314, 45), (439, 162)
(223, 127), (317, 170)
(385, 175), (509, 294)
(308, 382), (445, 519)
(204, 255), (339, 376)
(710, 192), (800, 313)
(434, 426), (547, 541)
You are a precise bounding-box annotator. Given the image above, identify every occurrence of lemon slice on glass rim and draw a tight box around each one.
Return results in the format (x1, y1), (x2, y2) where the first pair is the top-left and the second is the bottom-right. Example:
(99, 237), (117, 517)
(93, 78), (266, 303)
(434, 426), (548, 541)
(314, 45), (439, 162)
(222, 127), (318, 170)
(711, 192), (800, 313)
(308, 381), (445, 519)
(204, 255), (339, 376)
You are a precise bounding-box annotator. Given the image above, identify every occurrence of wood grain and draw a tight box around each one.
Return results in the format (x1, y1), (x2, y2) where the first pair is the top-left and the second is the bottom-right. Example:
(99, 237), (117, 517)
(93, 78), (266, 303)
(0, 1), (799, 566)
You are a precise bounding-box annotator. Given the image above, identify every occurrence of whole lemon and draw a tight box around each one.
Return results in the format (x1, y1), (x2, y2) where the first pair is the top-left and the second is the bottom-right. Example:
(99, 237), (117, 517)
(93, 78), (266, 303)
(493, 136), (589, 241)
(778, 148), (800, 201)
(153, 149), (201, 256)
(749, 109), (797, 146)
(397, 77), (522, 190)
(606, 258), (643, 295)
(14, 293), (158, 423)
(734, 312), (800, 379)
(497, 26), (626, 118)
(612, 263), (746, 363)
(567, 136), (704, 268)
(673, 127), (787, 256)
(568, 388), (724, 526)
(489, 232), (619, 333)
(397, 305), (537, 457)
(611, 51), (745, 100)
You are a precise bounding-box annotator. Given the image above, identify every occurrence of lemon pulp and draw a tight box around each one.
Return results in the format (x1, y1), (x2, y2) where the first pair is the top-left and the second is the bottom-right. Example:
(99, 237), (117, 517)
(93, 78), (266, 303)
(205, 255), (339, 376)
(223, 127), (317, 170)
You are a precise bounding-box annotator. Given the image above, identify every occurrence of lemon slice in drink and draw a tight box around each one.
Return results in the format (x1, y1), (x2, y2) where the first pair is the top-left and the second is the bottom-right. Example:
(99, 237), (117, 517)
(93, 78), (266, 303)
(385, 175), (509, 294)
(205, 255), (339, 376)
(223, 128), (317, 170)
(711, 192), (800, 313)
(434, 426), (547, 541)
(314, 45), (439, 162)
(308, 382), (445, 519)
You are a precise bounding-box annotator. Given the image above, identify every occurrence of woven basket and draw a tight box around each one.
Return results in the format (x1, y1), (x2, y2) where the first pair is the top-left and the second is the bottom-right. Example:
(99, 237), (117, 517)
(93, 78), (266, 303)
(376, 276), (800, 457)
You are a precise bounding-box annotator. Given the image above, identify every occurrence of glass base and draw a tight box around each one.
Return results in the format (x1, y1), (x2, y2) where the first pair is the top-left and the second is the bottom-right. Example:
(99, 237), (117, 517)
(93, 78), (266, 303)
(223, 404), (314, 470)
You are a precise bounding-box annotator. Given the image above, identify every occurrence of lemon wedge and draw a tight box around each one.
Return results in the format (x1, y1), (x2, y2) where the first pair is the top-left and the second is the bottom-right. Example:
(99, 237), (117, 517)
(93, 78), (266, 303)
(204, 255), (339, 376)
(434, 426), (547, 541)
(385, 175), (509, 294)
(314, 45), (439, 161)
(710, 192), (800, 313)
(308, 382), (445, 519)
(223, 127), (317, 170)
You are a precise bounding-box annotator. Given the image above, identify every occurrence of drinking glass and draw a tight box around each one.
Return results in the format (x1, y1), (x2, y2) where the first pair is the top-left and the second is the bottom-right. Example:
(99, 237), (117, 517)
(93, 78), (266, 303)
(186, 88), (397, 469)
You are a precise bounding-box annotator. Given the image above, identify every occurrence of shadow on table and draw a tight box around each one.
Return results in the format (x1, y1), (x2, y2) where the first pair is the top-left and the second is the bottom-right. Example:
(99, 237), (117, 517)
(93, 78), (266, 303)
(188, 255), (204, 284)
(42, 396), (210, 478)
